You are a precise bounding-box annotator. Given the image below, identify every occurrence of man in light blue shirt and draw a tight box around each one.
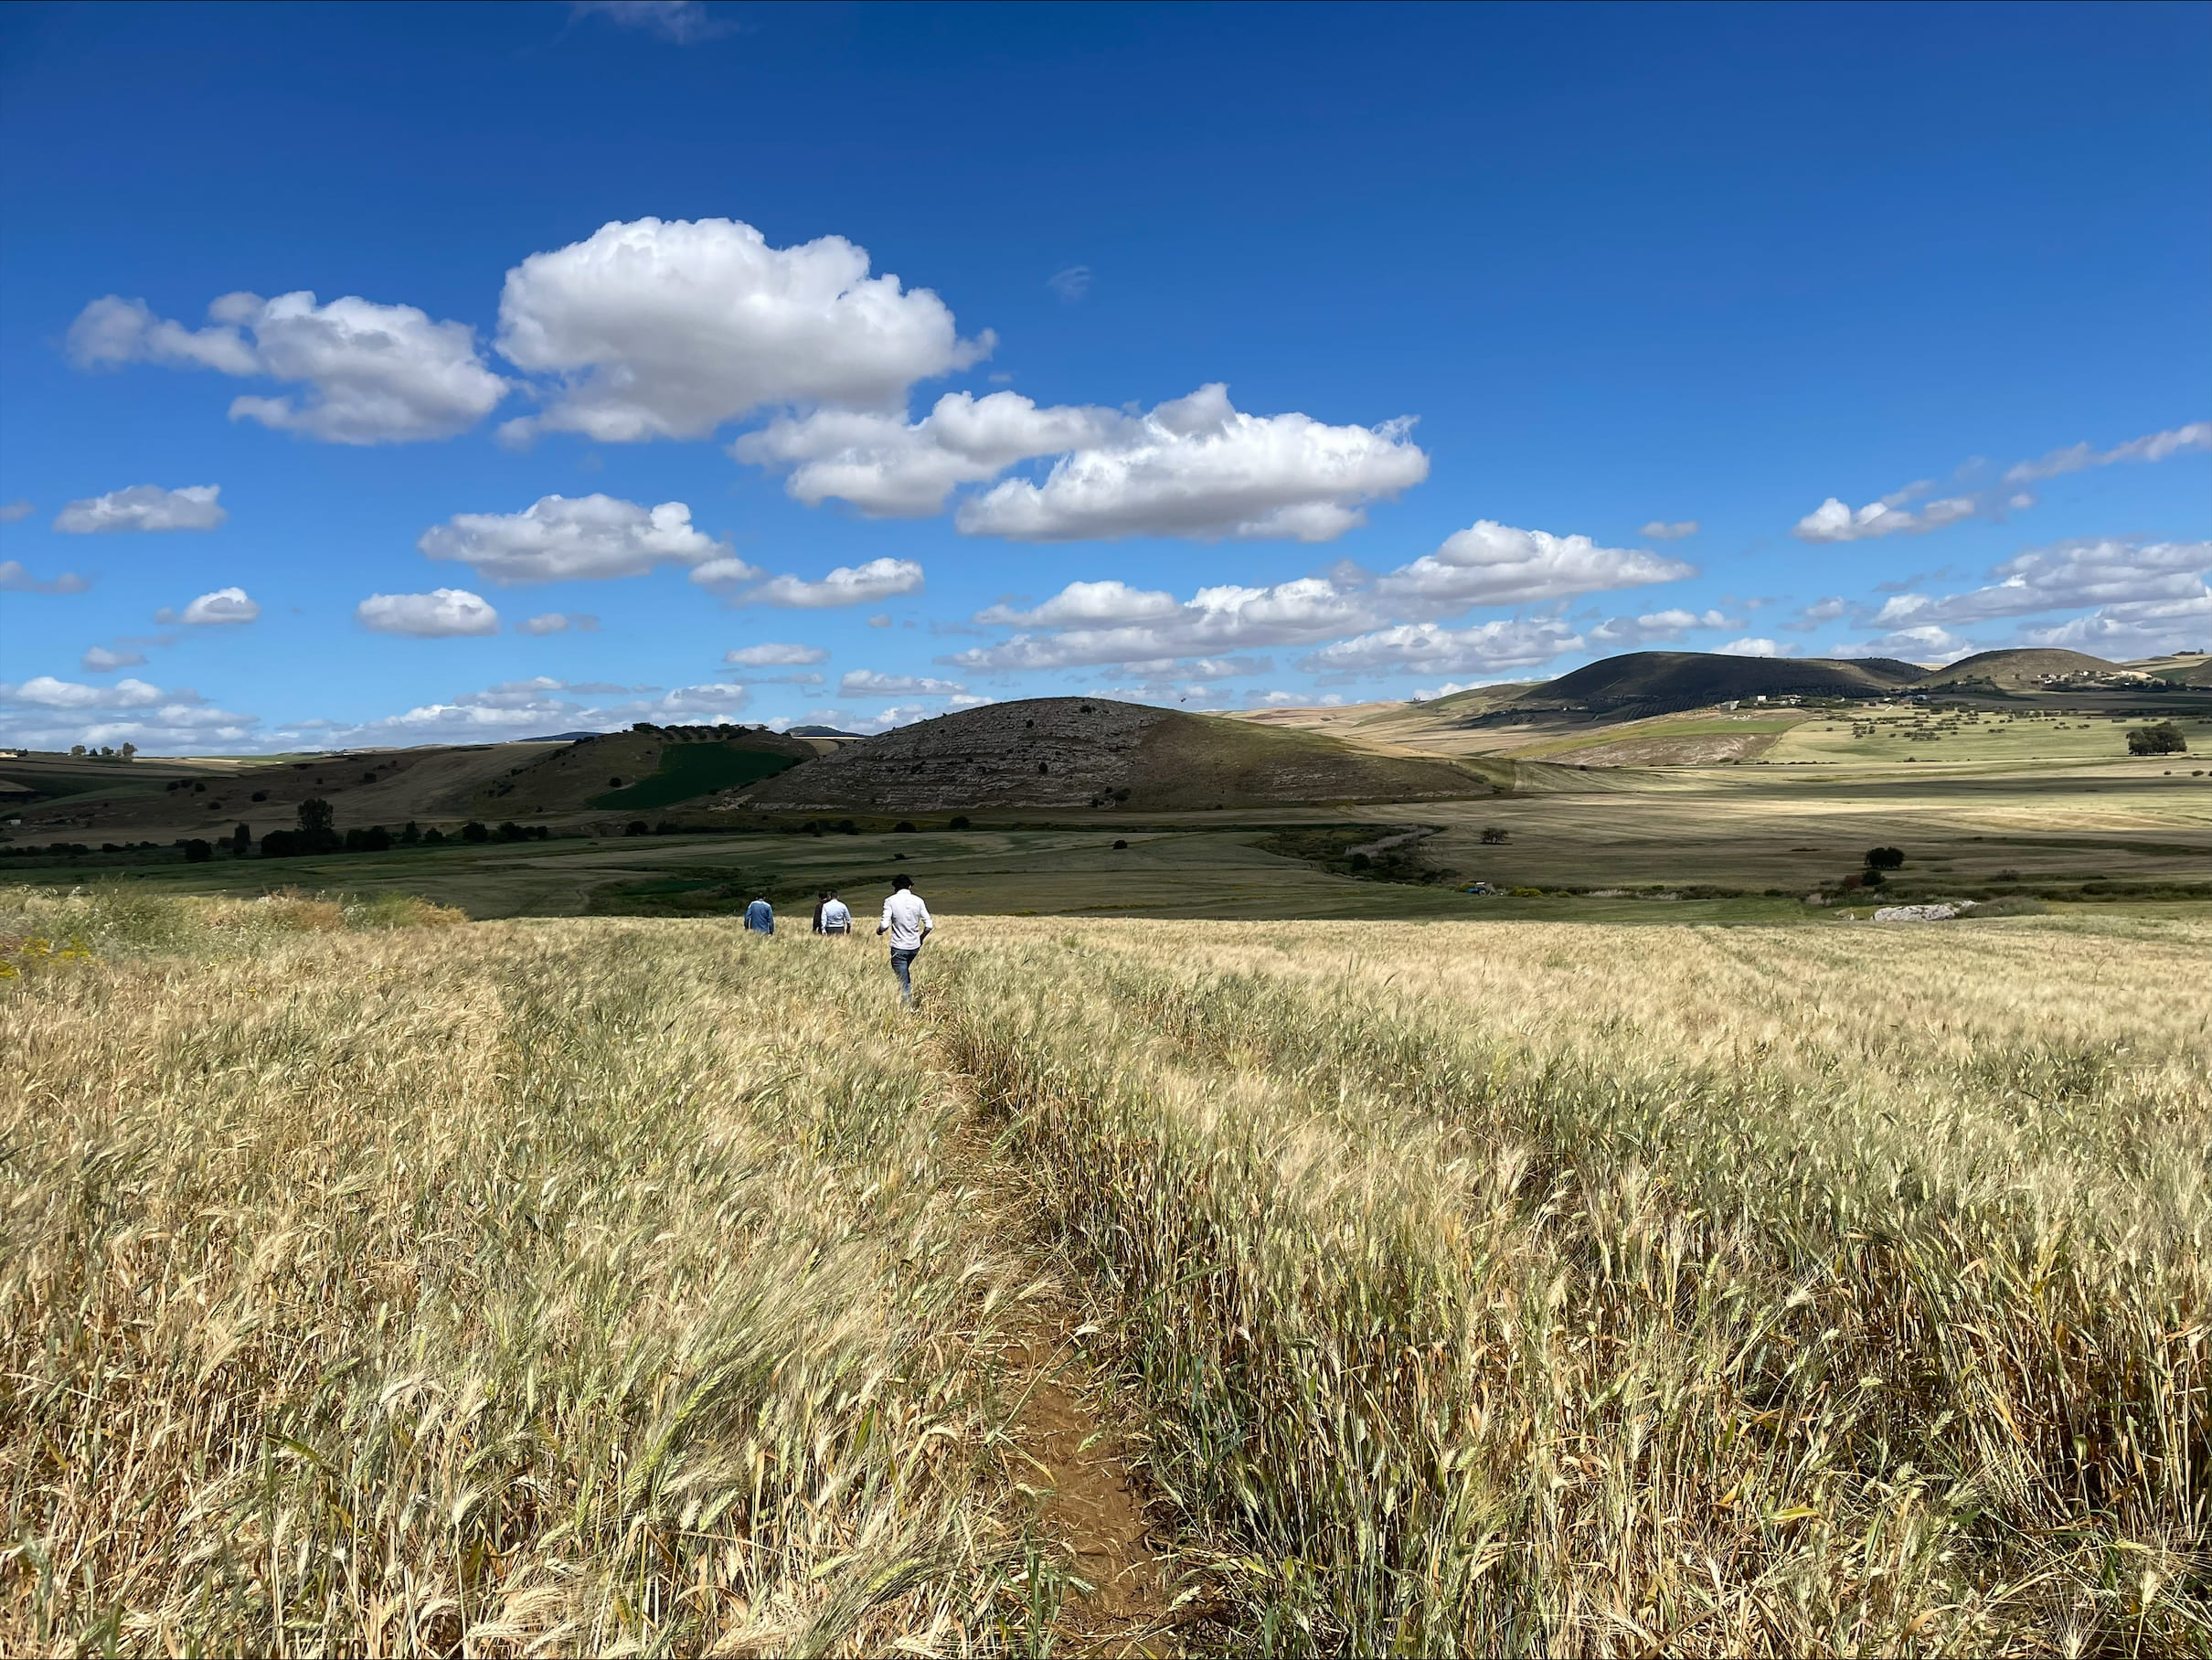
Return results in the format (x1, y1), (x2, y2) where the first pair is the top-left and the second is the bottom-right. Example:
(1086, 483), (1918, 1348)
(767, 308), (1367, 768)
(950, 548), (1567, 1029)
(743, 893), (773, 934)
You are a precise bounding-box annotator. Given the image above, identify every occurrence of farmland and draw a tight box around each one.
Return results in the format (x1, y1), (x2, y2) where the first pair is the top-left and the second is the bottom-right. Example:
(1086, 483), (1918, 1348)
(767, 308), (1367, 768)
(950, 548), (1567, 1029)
(5, 887), (2207, 1654)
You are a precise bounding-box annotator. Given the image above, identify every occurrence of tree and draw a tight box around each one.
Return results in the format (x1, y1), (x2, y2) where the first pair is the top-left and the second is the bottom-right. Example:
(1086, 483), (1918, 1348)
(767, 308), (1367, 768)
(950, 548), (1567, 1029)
(230, 822), (251, 857)
(297, 797), (338, 850)
(2127, 721), (2188, 756)
(120, 743), (136, 761)
(400, 821), (421, 845)
(950, 814), (972, 830)
(462, 820), (490, 843)
(1480, 826), (1509, 845)
(1864, 846), (1906, 870)
(626, 820), (650, 837)
(184, 839), (213, 862)
(70, 744), (86, 757)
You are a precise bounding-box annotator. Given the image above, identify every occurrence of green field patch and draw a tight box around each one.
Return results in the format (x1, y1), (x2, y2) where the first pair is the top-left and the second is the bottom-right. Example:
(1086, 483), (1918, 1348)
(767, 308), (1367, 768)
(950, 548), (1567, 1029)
(589, 744), (803, 810)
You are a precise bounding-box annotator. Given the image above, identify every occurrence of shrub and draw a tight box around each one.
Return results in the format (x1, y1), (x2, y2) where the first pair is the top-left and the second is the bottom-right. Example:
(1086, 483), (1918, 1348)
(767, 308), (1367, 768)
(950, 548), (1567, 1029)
(1865, 846), (1906, 870)
(1480, 826), (1509, 845)
(625, 821), (650, 837)
(893, 821), (917, 834)
(462, 821), (490, 843)
(950, 815), (973, 830)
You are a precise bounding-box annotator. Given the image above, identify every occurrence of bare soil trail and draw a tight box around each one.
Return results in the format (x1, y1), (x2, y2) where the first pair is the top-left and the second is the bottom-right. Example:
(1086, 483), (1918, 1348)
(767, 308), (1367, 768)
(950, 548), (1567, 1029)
(933, 1101), (1188, 1655)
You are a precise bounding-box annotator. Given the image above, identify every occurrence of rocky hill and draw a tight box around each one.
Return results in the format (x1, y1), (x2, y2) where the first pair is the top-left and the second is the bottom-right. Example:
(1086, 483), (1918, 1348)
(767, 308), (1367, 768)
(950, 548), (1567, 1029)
(735, 697), (1494, 813)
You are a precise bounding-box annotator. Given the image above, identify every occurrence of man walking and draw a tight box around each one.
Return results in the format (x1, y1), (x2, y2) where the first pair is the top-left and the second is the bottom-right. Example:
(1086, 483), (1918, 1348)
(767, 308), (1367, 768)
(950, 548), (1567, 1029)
(818, 889), (853, 935)
(877, 874), (932, 1006)
(743, 892), (774, 934)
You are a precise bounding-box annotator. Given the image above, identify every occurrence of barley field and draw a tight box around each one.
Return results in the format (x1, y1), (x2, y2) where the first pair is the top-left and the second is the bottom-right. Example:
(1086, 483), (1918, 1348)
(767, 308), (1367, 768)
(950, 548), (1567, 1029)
(4, 886), (2207, 1655)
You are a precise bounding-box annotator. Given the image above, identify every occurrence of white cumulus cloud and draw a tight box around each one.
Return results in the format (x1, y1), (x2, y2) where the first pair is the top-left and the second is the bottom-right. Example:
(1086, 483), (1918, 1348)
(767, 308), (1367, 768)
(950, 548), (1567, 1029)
(1294, 618), (1581, 678)
(725, 642), (829, 666)
(1715, 637), (1791, 657)
(163, 587), (260, 626)
(952, 385), (1428, 543)
(80, 646), (147, 672)
(1870, 537), (2211, 627)
(69, 293), (508, 443)
(495, 217), (988, 443)
(838, 669), (966, 697)
(0, 675), (166, 709)
(53, 484), (225, 534)
(739, 558), (925, 609)
(1826, 624), (1978, 665)
(419, 494), (726, 584)
(1794, 421), (2208, 544)
(735, 390), (1112, 516)
(2020, 591), (2212, 658)
(356, 588), (501, 637)
(1375, 520), (1694, 614)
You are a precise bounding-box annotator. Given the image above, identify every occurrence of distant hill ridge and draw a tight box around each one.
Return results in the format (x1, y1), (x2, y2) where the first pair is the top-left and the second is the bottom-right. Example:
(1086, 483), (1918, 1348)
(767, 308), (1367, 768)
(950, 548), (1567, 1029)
(1465, 651), (1926, 725)
(737, 697), (1493, 813)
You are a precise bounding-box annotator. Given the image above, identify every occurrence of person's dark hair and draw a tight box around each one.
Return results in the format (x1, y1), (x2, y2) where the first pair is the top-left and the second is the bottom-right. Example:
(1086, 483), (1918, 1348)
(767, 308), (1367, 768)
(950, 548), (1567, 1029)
(892, 874), (912, 889)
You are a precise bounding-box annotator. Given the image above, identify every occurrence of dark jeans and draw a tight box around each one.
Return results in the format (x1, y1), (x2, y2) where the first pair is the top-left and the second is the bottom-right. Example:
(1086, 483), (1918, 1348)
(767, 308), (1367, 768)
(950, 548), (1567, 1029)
(890, 946), (920, 1004)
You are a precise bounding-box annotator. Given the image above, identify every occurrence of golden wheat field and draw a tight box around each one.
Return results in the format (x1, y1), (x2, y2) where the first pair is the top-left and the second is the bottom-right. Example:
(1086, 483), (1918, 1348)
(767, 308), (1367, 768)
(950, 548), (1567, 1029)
(4, 885), (2208, 1656)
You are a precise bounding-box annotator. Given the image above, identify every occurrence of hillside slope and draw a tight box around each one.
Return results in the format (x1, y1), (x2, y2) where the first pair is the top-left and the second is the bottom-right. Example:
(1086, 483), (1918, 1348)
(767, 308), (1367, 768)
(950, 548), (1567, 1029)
(1475, 652), (1924, 724)
(1917, 648), (2122, 691)
(736, 697), (1494, 813)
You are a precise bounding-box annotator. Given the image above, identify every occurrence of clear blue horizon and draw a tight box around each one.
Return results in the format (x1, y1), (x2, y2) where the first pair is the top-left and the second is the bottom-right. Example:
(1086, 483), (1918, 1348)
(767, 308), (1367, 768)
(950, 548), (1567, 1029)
(3, 0), (2207, 752)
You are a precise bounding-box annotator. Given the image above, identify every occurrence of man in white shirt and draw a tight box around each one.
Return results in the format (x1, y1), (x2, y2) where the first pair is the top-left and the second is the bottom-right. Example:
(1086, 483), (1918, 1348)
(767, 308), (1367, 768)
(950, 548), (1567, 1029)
(818, 890), (853, 935)
(877, 875), (933, 1006)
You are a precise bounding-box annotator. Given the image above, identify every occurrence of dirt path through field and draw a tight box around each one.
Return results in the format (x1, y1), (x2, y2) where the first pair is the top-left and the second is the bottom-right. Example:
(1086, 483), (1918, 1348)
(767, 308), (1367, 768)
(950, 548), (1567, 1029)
(938, 1104), (1183, 1655)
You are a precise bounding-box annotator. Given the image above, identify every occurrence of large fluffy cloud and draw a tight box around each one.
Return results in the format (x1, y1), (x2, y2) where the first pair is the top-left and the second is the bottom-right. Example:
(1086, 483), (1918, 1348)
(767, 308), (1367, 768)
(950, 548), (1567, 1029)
(495, 218), (987, 443)
(735, 390), (1110, 516)
(69, 293), (508, 443)
(356, 589), (501, 637)
(278, 676), (755, 749)
(53, 484), (225, 534)
(419, 494), (725, 584)
(1293, 618), (1581, 678)
(742, 385), (1426, 543)
(1374, 520), (1693, 613)
(0, 675), (167, 709)
(950, 385), (1427, 543)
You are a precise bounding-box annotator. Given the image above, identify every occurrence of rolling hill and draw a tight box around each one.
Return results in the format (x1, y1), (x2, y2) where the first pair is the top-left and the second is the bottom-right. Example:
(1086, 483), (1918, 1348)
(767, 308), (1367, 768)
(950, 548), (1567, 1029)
(1465, 652), (1926, 725)
(734, 697), (1497, 814)
(1917, 648), (2125, 691)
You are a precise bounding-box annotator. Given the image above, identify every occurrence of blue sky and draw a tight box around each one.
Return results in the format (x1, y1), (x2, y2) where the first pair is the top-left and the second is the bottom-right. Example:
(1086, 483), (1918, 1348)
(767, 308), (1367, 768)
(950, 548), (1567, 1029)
(2, 0), (2207, 754)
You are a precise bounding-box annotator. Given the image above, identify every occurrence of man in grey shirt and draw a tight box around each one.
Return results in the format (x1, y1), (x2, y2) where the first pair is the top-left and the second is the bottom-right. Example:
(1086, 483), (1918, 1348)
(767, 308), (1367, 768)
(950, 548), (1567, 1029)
(877, 875), (933, 1005)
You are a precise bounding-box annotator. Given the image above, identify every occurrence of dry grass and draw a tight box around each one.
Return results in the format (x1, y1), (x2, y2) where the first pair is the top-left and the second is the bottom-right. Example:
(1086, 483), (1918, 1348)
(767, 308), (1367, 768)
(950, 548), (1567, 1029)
(934, 916), (2212, 1655)
(1, 890), (1044, 1656)
(5, 889), (2207, 1655)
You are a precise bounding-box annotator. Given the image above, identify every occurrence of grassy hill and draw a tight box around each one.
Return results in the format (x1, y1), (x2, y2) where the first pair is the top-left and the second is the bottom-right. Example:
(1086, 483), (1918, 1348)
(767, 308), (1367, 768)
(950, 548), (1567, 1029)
(1917, 648), (2122, 691)
(1474, 651), (1925, 724)
(475, 727), (815, 816)
(737, 697), (1497, 814)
